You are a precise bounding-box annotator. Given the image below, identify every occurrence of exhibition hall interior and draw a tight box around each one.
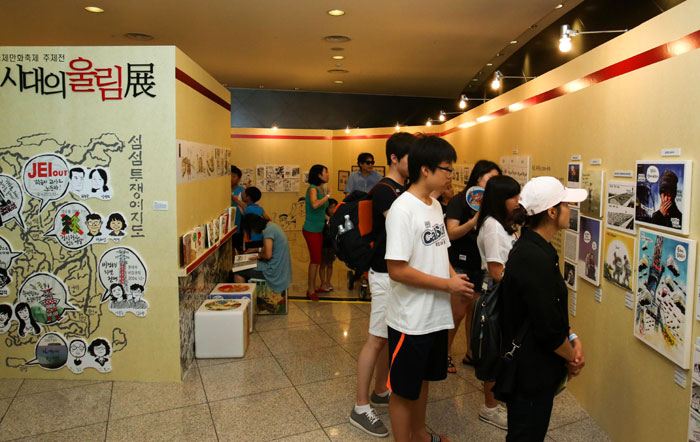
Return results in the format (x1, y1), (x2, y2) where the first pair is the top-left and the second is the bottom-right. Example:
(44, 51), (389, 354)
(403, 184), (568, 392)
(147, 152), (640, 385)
(0, 0), (699, 441)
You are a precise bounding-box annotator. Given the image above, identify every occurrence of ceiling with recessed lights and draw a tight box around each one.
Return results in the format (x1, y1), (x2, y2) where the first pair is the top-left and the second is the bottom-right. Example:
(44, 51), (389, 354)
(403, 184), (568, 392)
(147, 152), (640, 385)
(0, 0), (582, 98)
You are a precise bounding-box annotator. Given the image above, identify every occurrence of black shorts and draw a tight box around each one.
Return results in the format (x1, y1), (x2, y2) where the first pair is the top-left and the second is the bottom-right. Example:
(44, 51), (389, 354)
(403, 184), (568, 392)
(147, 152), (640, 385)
(387, 326), (448, 400)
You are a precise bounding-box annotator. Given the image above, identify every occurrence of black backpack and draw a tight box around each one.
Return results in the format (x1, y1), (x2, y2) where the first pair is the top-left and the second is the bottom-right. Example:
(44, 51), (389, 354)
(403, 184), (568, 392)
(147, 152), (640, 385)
(329, 181), (398, 273)
(471, 278), (503, 382)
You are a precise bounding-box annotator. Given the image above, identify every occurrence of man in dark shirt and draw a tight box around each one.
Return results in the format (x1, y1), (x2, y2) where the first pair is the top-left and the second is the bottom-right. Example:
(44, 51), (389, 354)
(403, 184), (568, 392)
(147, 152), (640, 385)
(349, 132), (415, 437)
(651, 169), (682, 230)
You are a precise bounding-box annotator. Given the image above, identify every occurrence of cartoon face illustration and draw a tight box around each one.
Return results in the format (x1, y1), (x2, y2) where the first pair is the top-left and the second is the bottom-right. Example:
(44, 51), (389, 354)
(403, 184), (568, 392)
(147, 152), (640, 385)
(69, 340), (86, 358)
(107, 213), (127, 236)
(0, 305), (11, 327)
(69, 168), (85, 192)
(89, 168), (108, 193)
(94, 343), (107, 357)
(130, 284), (144, 302)
(0, 267), (10, 288)
(85, 214), (102, 236)
(16, 304), (30, 320)
(110, 219), (122, 231)
(110, 284), (125, 301)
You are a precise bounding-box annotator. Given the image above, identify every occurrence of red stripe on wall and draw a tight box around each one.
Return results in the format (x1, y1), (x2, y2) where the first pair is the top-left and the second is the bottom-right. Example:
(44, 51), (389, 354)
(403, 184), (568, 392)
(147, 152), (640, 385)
(175, 68), (231, 111)
(230, 29), (700, 141)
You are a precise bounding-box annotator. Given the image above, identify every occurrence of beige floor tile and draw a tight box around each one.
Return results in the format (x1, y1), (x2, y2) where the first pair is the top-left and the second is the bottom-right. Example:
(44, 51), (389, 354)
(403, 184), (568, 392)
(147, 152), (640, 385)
(0, 398), (11, 418)
(0, 378), (23, 399)
(274, 429), (330, 441)
(425, 391), (506, 442)
(339, 341), (366, 360)
(547, 417), (612, 442)
(318, 318), (371, 345)
(0, 382), (111, 441)
(107, 403), (216, 442)
(276, 345), (357, 386)
(296, 375), (358, 427)
(196, 333), (271, 368)
(16, 379), (108, 396)
(199, 356), (291, 402)
(258, 324), (337, 356)
(427, 374), (480, 403)
(300, 303), (369, 325)
(548, 391), (590, 430)
(452, 360), (485, 391)
(255, 307), (314, 332)
(325, 415), (394, 441)
(14, 422), (107, 442)
(353, 302), (372, 315)
(109, 367), (206, 421)
(210, 387), (320, 442)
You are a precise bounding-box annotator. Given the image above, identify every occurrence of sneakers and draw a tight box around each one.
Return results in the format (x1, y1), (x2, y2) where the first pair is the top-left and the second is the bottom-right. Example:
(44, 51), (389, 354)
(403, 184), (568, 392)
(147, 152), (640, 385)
(369, 391), (390, 408)
(349, 407), (389, 437)
(479, 404), (508, 430)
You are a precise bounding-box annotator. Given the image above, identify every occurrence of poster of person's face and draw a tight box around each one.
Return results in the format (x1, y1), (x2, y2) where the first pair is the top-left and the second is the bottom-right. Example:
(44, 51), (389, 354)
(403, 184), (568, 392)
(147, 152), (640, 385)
(578, 216), (602, 286)
(635, 160), (692, 235)
(563, 260), (577, 291)
(567, 162), (582, 188)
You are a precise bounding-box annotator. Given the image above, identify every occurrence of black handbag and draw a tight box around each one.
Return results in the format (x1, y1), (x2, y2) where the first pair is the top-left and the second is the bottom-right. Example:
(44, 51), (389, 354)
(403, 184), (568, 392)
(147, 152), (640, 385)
(492, 318), (530, 401)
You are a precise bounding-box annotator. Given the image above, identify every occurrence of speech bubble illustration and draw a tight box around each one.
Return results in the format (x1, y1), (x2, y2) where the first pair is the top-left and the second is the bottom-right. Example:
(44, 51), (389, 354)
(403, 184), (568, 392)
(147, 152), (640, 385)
(44, 202), (94, 250)
(98, 247), (147, 303)
(0, 235), (24, 293)
(0, 174), (26, 230)
(17, 273), (77, 325)
(25, 332), (68, 370)
(21, 153), (70, 213)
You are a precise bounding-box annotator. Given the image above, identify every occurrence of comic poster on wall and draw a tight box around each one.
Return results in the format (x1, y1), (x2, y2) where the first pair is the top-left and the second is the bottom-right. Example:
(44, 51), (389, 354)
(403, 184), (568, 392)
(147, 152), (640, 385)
(635, 160), (692, 235)
(606, 180), (635, 233)
(635, 228), (696, 368)
(0, 236), (23, 297)
(176, 139), (230, 184)
(567, 162), (582, 188)
(98, 247), (149, 317)
(581, 170), (604, 218)
(568, 206), (580, 232)
(602, 230), (635, 291)
(0, 174), (26, 230)
(563, 260), (577, 292)
(564, 230), (578, 263)
(500, 156), (530, 188)
(256, 164), (301, 193)
(578, 216), (602, 286)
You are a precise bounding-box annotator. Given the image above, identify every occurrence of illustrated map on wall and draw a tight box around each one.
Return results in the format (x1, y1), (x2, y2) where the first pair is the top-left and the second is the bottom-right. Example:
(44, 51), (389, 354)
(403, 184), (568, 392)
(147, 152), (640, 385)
(256, 164), (301, 193)
(635, 228), (696, 368)
(635, 160), (692, 235)
(177, 139), (230, 184)
(0, 132), (139, 371)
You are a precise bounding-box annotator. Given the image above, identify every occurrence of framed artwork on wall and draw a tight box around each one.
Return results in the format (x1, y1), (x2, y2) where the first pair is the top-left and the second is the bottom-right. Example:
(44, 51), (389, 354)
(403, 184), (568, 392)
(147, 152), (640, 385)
(635, 160), (692, 235)
(606, 180), (635, 233)
(578, 215), (602, 286)
(351, 165), (359, 173)
(602, 229), (635, 292)
(337, 170), (349, 192)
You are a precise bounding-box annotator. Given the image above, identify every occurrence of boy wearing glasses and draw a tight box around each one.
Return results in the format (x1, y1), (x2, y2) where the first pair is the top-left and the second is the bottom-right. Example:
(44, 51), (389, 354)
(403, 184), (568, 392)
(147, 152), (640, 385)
(384, 136), (474, 442)
(345, 152), (382, 195)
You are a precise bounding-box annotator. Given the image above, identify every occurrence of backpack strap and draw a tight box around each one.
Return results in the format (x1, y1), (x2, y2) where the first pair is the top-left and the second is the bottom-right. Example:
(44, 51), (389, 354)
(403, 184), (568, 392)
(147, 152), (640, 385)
(368, 179), (399, 198)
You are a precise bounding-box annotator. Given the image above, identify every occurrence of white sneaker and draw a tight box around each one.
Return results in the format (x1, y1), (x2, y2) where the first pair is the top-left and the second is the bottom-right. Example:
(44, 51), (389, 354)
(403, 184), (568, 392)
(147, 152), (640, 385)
(479, 404), (507, 430)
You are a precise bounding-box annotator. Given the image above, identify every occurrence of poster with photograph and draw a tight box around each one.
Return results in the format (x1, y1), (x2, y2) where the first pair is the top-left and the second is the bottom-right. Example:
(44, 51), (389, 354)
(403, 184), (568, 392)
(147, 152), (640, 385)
(578, 216), (602, 286)
(500, 156), (530, 188)
(635, 160), (692, 235)
(603, 230), (635, 291)
(581, 170), (604, 218)
(635, 228), (696, 368)
(337, 170), (349, 192)
(567, 162), (582, 188)
(563, 260), (577, 292)
(606, 180), (635, 233)
(564, 230), (578, 262)
(568, 206), (580, 232)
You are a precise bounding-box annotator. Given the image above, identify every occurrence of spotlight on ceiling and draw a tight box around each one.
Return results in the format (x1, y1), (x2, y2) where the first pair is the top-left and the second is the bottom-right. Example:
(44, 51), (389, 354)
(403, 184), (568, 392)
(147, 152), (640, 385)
(558, 24), (628, 53)
(458, 95), (467, 109)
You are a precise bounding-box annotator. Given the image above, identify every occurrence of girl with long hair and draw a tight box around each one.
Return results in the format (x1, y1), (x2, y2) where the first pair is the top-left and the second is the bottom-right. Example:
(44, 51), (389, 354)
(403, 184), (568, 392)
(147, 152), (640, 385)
(303, 164), (331, 300)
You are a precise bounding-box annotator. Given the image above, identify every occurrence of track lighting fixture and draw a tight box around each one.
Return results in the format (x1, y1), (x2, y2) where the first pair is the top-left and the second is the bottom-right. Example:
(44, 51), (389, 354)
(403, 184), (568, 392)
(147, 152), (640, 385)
(490, 70), (536, 90)
(558, 24), (628, 53)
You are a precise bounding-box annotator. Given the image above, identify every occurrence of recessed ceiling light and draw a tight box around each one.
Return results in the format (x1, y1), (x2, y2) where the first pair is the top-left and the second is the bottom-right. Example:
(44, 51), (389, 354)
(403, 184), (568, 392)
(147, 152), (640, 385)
(555, 3), (563, 9)
(530, 24), (538, 29)
(328, 69), (349, 74)
(471, 79), (478, 82)
(510, 40), (518, 44)
(85, 6), (104, 13)
(486, 63), (493, 66)
(324, 35), (351, 43)
(332, 55), (345, 60)
(327, 9), (345, 16)
(125, 32), (153, 41)
(334, 80), (344, 84)
(496, 52), (504, 57)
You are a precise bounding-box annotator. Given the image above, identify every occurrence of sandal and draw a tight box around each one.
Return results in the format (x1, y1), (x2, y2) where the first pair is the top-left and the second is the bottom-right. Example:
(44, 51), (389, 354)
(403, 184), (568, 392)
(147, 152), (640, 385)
(462, 354), (474, 366)
(447, 356), (456, 374)
(306, 291), (319, 301)
(430, 433), (449, 442)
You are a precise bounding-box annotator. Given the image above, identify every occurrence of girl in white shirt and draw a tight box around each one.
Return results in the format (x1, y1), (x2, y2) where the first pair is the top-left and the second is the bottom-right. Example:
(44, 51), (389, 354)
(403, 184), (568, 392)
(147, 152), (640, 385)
(474, 174), (524, 430)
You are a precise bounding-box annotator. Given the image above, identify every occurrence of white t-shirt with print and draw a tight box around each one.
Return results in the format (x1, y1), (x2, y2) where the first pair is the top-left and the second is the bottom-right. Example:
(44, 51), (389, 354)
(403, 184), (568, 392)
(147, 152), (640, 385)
(384, 191), (454, 335)
(477, 216), (518, 270)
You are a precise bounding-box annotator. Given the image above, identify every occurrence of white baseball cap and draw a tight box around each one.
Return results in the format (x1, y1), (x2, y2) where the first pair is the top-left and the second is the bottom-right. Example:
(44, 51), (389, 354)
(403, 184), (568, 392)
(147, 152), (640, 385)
(519, 176), (588, 215)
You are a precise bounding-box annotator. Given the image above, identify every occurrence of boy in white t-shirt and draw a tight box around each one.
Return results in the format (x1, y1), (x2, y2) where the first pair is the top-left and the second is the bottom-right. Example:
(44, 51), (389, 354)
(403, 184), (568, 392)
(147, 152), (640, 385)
(385, 136), (474, 442)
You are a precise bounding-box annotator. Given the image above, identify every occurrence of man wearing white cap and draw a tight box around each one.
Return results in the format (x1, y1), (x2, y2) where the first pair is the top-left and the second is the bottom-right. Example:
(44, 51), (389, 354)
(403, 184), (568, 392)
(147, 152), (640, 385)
(494, 176), (587, 442)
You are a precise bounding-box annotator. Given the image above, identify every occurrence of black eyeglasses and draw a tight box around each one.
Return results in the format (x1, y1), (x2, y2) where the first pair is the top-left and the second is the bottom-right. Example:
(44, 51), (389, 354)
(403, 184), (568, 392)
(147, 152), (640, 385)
(363, 161), (375, 165)
(436, 165), (454, 175)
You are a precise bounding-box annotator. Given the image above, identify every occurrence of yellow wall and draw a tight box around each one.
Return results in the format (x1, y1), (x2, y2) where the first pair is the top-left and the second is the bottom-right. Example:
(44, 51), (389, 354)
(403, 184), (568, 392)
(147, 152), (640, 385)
(175, 49), (231, 238)
(229, 2), (700, 439)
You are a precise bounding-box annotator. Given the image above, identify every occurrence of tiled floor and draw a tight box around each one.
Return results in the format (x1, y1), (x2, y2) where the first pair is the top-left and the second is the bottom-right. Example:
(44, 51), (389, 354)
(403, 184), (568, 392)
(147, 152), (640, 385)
(0, 232), (613, 441)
